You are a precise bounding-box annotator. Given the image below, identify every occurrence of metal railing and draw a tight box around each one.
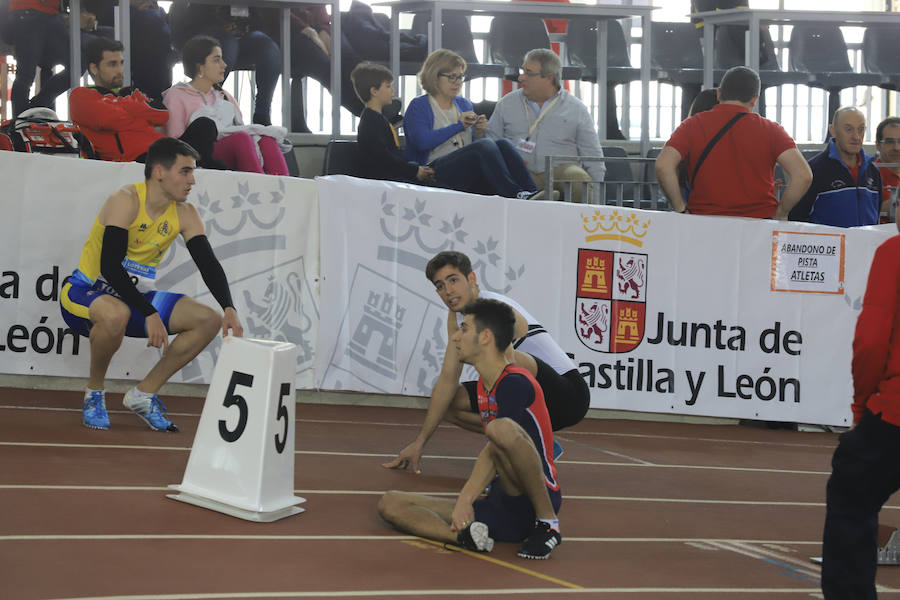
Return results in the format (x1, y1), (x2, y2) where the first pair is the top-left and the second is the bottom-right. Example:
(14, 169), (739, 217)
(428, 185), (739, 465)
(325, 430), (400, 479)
(544, 154), (670, 209)
(547, 154), (900, 223)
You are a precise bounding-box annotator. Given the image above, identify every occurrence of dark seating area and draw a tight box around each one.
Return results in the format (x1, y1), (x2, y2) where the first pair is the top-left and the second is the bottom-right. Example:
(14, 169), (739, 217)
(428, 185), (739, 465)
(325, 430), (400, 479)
(788, 24), (883, 127)
(862, 24), (900, 91)
(411, 13), (504, 81)
(323, 139), (362, 176)
(565, 18), (642, 86)
(487, 15), (582, 82)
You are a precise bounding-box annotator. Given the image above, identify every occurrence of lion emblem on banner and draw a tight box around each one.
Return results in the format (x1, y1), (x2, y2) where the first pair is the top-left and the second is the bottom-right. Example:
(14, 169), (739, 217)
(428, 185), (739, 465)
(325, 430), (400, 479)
(577, 300), (610, 349)
(244, 272), (314, 364)
(617, 256), (645, 299)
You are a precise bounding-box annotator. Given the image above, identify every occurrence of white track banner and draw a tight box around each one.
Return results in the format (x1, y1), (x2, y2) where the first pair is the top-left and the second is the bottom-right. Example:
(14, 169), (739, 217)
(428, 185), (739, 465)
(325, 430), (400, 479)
(315, 176), (893, 426)
(3, 154), (895, 426)
(0, 153), (319, 388)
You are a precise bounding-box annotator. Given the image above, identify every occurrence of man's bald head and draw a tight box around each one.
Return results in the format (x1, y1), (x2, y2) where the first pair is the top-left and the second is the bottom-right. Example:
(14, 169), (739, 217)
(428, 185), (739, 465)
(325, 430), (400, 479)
(832, 106), (865, 128)
(829, 106), (866, 164)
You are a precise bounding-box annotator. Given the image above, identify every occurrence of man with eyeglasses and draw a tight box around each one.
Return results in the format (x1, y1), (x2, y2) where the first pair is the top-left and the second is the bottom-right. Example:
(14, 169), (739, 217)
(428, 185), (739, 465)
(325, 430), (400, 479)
(486, 48), (605, 203)
(875, 117), (900, 219)
(789, 107), (882, 228)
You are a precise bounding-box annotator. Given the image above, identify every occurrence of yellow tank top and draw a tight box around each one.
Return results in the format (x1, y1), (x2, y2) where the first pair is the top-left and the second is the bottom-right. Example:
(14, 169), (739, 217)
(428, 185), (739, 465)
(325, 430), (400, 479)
(75, 181), (181, 291)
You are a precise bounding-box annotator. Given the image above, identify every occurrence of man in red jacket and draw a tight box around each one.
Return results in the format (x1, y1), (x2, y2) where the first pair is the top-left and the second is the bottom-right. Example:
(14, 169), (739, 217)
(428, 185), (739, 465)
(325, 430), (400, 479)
(822, 219), (900, 599)
(70, 36), (222, 167)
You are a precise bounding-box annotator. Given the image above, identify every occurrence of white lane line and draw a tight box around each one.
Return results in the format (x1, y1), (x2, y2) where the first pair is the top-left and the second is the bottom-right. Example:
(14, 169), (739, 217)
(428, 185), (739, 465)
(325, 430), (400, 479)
(730, 541), (822, 578)
(590, 448), (654, 465)
(0, 534), (417, 541)
(556, 435), (655, 466)
(0, 406), (201, 418)
(718, 540), (900, 596)
(707, 540), (900, 594)
(0, 485), (171, 491)
(42, 587), (839, 599)
(0, 534), (825, 544)
(562, 460), (831, 476)
(0, 406), (428, 428)
(11, 486), (885, 509)
(0, 405), (839, 449)
(559, 430), (838, 450)
(0, 485), (851, 508)
(562, 496), (829, 507)
(0, 441), (193, 451)
(0, 441), (830, 475)
(705, 541), (820, 581)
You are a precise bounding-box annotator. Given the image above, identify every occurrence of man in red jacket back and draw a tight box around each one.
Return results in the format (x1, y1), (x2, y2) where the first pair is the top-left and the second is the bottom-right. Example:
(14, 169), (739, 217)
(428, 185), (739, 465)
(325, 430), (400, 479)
(822, 216), (900, 598)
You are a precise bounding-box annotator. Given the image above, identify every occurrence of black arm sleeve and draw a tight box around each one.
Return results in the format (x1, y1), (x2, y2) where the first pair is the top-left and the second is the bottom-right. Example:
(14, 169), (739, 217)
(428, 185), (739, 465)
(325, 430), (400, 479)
(99, 226), (158, 317)
(186, 235), (234, 310)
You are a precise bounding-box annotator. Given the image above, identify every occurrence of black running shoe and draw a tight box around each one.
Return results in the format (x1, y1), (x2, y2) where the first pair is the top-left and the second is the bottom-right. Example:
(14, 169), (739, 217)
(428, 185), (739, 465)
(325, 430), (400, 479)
(456, 521), (494, 552)
(517, 521), (562, 560)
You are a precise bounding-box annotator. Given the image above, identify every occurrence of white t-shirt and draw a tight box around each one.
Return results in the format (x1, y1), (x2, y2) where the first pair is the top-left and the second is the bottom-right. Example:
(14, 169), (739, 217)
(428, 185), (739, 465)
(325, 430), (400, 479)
(457, 290), (576, 375)
(427, 95), (471, 163)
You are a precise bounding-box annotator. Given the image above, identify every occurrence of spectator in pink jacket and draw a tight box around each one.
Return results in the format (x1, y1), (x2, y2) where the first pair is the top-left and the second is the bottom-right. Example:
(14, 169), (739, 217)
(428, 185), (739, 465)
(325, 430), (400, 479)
(162, 35), (289, 176)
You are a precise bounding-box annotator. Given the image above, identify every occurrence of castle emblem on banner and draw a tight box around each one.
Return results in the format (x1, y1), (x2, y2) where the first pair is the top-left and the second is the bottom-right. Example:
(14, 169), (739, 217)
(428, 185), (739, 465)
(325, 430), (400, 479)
(576, 249), (648, 353)
(576, 209), (651, 353)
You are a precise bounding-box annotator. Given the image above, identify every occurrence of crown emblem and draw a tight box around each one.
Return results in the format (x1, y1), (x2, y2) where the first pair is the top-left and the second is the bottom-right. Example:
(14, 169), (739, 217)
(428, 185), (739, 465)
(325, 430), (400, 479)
(582, 210), (651, 247)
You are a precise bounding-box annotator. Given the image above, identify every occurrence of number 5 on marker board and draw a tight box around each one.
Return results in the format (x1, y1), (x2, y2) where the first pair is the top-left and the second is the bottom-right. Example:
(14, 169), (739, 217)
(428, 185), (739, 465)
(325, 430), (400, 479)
(168, 336), (305, 522)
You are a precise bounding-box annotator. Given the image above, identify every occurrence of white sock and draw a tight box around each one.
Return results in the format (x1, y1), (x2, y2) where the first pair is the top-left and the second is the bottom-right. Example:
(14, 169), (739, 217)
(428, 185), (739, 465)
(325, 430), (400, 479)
(538, 518), (560, 532)
(85, 388), (104, 398)
(131, 387), (153, 399)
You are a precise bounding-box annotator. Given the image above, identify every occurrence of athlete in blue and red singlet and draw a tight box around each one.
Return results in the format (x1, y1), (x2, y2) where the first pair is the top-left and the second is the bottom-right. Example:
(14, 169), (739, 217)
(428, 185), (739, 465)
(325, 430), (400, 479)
(476, 363), (560, 516)
(378, 298), (563, 560)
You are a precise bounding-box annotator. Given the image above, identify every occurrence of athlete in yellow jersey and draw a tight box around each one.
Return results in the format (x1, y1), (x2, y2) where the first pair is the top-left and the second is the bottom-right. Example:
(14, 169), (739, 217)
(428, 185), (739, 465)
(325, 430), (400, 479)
(60, 137), (243, 431)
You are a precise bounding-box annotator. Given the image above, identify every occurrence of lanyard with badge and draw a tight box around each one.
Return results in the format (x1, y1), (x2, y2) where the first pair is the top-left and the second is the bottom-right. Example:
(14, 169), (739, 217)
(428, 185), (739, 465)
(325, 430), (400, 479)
(516, 94), (561, 154)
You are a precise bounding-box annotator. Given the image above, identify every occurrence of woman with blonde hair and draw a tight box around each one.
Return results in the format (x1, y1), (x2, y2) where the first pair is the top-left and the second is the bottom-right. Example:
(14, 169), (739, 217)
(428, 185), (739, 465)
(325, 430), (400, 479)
(404, 49), (539, 198)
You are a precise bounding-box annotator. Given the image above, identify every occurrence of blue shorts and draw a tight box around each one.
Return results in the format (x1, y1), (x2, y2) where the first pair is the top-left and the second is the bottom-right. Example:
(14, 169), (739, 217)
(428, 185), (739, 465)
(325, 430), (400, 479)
(473, 476), (563, 542)
(59, 278), (184, 338)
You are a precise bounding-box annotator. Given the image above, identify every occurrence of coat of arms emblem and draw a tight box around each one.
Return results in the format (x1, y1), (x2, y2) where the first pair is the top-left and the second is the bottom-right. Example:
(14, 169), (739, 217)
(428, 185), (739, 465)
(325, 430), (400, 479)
(575, 248), (647, 353)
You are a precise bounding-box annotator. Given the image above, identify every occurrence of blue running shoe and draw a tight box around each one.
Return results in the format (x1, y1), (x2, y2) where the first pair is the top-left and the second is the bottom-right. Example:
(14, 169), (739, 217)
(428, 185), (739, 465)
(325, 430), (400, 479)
(123, 388), (178, 432)
(82, 390), (110, 430)
(552, 439), (564, 461)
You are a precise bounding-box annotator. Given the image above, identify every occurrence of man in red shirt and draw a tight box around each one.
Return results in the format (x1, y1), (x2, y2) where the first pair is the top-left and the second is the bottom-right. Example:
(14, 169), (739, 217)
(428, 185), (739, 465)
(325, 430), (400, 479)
(821, 218), (900, 598)
(655, 66), (811, 219)
(875, 117), (900, 217)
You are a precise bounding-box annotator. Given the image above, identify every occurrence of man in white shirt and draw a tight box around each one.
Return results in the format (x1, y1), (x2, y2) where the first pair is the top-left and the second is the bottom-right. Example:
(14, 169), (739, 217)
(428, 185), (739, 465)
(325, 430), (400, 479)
(487, 48), (605, 203)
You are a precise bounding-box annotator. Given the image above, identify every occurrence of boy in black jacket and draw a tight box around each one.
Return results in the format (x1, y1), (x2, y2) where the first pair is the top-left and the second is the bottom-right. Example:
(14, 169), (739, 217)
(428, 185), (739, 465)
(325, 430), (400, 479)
(350, 62), (434, 184)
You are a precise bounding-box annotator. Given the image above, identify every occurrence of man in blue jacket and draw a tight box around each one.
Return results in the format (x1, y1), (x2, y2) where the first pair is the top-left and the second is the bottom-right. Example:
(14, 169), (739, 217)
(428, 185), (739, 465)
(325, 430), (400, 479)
(789, 107), (882, 227)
